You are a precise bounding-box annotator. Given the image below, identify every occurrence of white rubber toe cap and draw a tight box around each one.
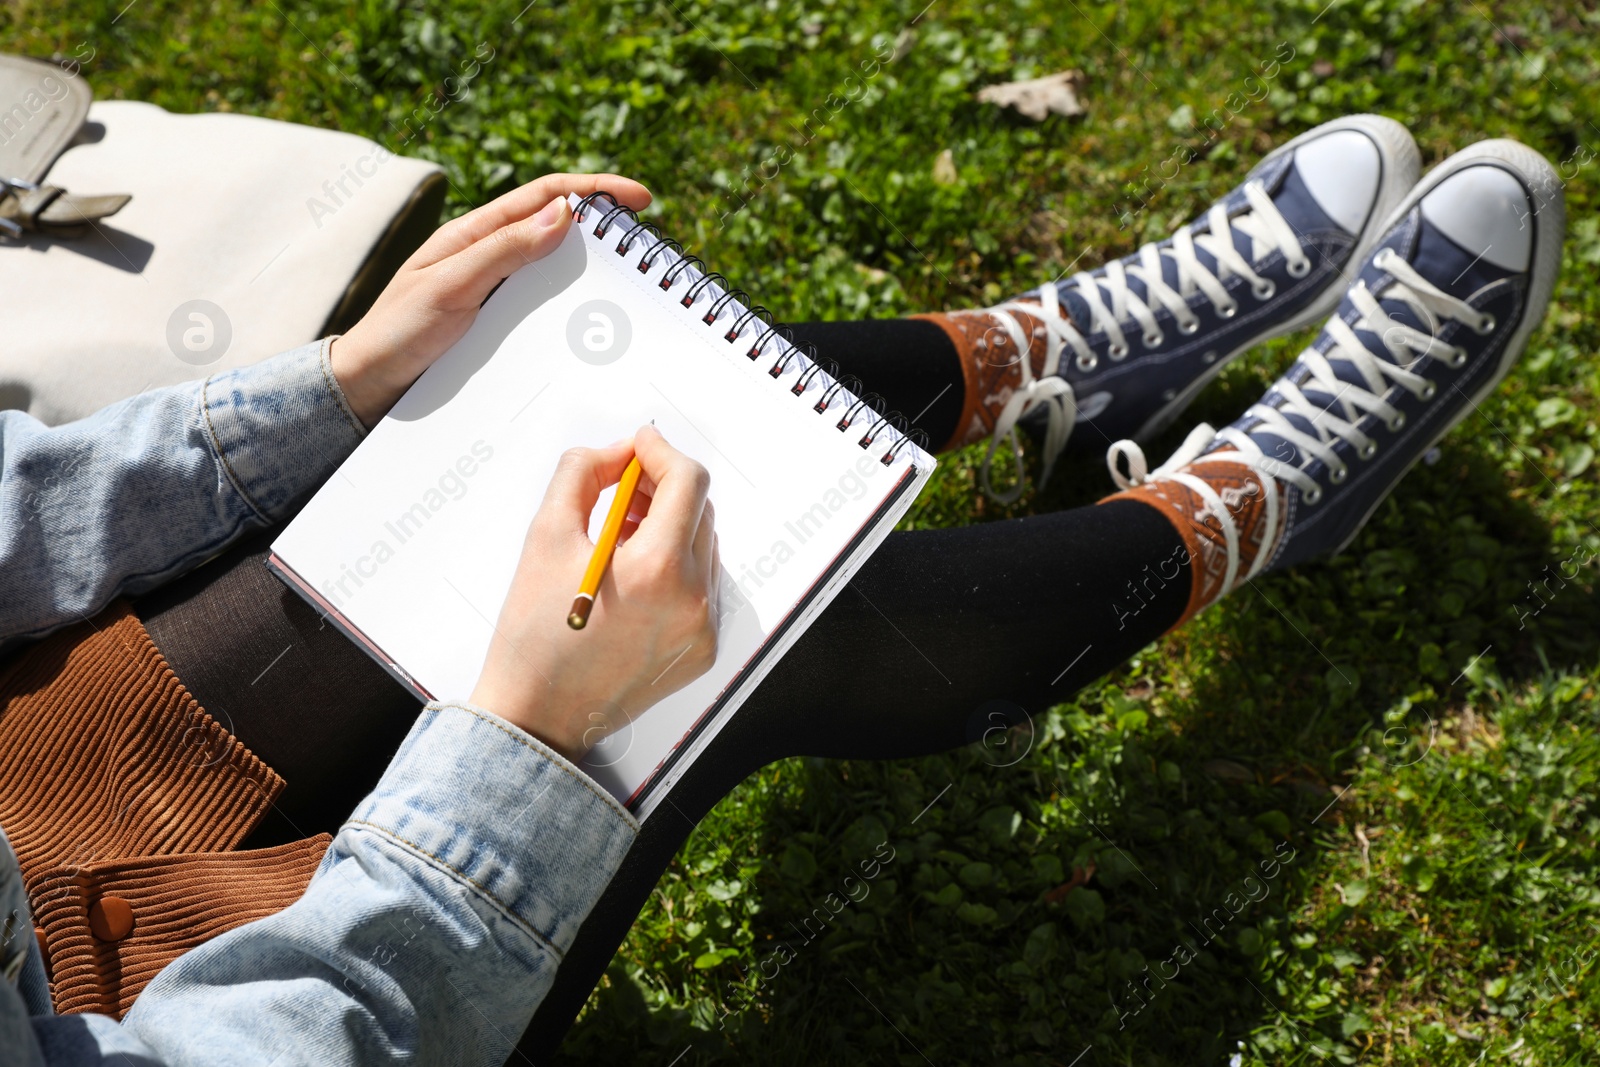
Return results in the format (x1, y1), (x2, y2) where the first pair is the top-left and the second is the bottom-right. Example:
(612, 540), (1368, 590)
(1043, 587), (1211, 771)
(1419, 164), (1532, 271)
(1294, 129), (1381, 234)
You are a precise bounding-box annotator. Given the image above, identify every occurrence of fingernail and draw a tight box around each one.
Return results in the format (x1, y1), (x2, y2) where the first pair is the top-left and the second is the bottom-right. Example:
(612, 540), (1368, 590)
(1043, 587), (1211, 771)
(533, 197), (567, 227)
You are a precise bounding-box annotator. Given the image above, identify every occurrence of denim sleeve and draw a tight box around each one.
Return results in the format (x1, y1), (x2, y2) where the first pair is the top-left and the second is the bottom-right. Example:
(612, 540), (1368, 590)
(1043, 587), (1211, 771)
(20, 701), (637, 1066)
(0, 338), (365, 651)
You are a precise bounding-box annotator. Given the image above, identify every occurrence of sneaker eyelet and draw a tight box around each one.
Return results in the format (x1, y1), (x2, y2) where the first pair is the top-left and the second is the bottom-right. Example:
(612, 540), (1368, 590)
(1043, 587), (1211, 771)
(1201, 350), (1218, 364)
(1475, 313), (1496, 335)
(1303, 486), (1323, 505)
(1420, 381), (1438, 401)
(1252, 279), (1276, 300)
(1142, 331), (1164, 348)
(1217, 302), (1239, 319)
(1287, 258), (1312, 279)
(1387, 412), (1406, 432)
(1108, 343), (1129, 361)
(1448, 348), (1469, 369)
(1076, 352), (1099, 372)
(1329, 466), (1348, 485)
(1179, 318), (1200, 335)
(1359, 440), (1378, 460)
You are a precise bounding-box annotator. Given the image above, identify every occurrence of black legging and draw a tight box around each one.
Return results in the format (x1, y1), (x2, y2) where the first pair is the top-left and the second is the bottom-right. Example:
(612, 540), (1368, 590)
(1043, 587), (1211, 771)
(134, 318), (1191, 1057)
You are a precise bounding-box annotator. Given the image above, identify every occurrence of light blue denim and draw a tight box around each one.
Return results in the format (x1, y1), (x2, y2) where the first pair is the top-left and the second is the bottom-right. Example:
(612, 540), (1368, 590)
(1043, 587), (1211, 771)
(0, 340), (638, 1065)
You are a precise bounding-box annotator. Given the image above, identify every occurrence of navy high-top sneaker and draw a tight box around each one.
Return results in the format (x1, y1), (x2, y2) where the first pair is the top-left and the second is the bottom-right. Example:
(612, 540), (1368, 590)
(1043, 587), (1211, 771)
(1103, 139), (1565, 616)
(918, 115), (1420, 502)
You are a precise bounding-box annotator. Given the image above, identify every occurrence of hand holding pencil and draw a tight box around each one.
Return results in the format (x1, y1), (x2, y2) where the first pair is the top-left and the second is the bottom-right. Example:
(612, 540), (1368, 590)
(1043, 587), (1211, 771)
(470, 425), (721, 760)
(568, 454), (644, 629)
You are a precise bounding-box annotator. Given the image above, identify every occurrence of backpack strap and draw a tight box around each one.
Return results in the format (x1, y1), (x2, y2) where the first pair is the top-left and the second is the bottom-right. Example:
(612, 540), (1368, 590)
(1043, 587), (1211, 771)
(0, 176), (130, 237)
(0, 55), (131, 239)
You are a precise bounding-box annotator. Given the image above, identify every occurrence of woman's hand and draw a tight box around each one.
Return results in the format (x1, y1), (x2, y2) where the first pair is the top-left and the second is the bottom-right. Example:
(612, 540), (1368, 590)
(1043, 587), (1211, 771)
(329, 173), (651, 427)
(469, 425), (720, 761)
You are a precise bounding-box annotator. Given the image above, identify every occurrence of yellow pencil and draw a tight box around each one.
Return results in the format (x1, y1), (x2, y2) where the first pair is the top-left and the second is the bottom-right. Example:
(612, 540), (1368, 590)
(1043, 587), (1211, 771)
(568, 455), (643, 629)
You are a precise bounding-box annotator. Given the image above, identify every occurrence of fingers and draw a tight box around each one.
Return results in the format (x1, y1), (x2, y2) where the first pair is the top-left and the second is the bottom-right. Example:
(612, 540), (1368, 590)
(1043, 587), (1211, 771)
(631, 424), (711, 552)
(617, 489), (652, 544)
(421, 173), (652, 264)
(534, 437), (638, 541)
(438, 197), (574, 309)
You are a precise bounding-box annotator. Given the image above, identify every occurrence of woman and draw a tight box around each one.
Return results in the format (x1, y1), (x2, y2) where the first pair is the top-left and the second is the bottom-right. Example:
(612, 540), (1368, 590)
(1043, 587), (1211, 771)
(1, 113), (1563, 1062)
(4, 173), (724, 1064)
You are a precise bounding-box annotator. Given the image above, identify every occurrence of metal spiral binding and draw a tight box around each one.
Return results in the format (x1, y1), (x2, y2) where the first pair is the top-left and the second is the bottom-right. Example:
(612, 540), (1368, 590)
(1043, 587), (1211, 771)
(748, 320), (791, 361)
(729, 304), (772, 344)
(770, 339), (813, 379)
(793, 356), (838, 396)
(838, 392), (885, 434)
(704, 286), (747, 326)
(884, 426), (930, 466)
(570, 191), (925, 469)
(859, 410), (905, 449)
(682, 271), (729, 310)
(816, 373), (862, 414)
(617, 220), (662, 257)
(637, 235), (683, 274)
(593, 203), (634, 239)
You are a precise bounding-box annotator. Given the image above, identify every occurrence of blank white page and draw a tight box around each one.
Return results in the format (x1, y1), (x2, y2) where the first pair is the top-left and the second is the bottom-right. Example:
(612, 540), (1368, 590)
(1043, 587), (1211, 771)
(271, 195), (933, 817)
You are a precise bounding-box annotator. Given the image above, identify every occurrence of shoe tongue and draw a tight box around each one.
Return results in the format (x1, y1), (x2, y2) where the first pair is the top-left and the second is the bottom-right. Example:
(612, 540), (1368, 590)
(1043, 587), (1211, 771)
(1296, 217), (1499, 414)
(1411, 213), (1518, 300)
(1057, 288), (1094, 331)
(1240, 315), (1404, 466)
(1237, 217), (1504, 467)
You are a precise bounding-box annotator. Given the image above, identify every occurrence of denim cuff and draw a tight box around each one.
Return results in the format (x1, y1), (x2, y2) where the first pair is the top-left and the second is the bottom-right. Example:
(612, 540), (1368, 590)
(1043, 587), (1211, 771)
(344, 702), (638, 958)
(201, 338), (366, 522)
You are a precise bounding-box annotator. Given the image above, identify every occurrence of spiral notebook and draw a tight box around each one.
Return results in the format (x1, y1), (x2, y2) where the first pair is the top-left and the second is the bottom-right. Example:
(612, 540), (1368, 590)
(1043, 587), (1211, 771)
(268, 192), (936, 820)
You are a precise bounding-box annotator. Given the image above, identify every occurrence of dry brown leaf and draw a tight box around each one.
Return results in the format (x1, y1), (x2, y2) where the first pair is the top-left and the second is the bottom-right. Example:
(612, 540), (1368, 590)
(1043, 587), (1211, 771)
(976, 70), (1086, 121)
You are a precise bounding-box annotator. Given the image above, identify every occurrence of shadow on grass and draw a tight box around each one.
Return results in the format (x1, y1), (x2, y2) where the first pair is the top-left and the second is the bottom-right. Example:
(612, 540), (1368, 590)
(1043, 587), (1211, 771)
(554, 428), (1598, 1065)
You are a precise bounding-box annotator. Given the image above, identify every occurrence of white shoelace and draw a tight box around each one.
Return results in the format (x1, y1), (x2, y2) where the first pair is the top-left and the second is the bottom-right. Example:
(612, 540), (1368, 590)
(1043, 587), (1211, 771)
(976, 180), (1311, 503)
(1185, 248), (1485, 502)
(1103, 246), (1490, 594)
(1105, 422), (1279, 597)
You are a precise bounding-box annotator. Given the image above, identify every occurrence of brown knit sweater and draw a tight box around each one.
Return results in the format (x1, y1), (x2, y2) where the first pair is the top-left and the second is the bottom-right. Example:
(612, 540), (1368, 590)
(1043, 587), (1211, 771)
(0, 602), (327, 1017)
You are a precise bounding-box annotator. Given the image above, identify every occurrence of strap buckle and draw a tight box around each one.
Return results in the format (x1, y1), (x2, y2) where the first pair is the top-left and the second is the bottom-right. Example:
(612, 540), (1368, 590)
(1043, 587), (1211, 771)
(0, 177), (42, 238)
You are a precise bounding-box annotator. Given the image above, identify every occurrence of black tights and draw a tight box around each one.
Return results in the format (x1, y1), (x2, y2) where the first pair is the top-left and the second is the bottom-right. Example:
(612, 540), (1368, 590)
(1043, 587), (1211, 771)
(135, 318), (1190, 1056)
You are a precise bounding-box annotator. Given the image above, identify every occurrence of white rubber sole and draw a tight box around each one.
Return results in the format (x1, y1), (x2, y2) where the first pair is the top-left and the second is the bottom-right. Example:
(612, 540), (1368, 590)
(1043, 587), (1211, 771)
(1133, 114), (1422, 443)
(1327, 138), (1567, 556)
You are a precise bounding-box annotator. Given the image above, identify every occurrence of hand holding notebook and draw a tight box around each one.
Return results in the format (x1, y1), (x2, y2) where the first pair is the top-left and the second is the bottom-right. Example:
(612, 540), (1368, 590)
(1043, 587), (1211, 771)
(272, 182), (936, 819)
(327, 173), (652, 427)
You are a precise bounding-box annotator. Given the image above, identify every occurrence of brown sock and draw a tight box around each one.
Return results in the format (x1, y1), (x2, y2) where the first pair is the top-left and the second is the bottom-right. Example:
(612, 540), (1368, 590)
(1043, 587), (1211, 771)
(1100, 451), (1284, 627)
(912, 304), (1052, 452)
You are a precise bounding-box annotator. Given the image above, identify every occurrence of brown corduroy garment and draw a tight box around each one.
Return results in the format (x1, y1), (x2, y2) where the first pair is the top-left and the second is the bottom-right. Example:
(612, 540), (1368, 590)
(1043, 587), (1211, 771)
(0, 601), (326, 1018)
(31, 835), (330, 1016)
(0, 602), (284, 885)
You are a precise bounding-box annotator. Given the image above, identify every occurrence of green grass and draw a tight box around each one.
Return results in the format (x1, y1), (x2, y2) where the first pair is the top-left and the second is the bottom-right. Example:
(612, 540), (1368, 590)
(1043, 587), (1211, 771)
(13, 0), (1600, 1062)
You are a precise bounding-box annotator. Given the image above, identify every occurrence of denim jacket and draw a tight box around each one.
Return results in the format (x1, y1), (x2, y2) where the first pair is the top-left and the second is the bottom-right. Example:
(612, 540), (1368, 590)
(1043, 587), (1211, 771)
(0, 340), (638, 1065)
